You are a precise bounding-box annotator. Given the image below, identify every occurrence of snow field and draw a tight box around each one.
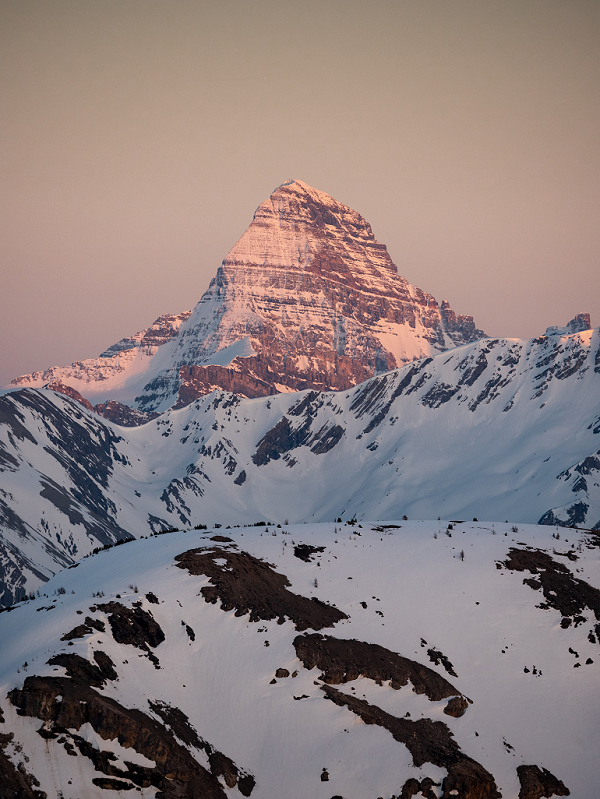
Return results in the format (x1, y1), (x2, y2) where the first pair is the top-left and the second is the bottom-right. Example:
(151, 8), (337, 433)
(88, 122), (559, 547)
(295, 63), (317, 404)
(1, 521), (599, 797)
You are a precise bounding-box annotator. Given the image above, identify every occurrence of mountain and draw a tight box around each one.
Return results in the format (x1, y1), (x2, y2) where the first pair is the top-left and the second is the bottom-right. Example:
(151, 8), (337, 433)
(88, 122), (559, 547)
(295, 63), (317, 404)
(0, 520), (594, 798)
(1, 325), (598, 606)
(9, 311), (192, 417)
(9, 180), (485, 414)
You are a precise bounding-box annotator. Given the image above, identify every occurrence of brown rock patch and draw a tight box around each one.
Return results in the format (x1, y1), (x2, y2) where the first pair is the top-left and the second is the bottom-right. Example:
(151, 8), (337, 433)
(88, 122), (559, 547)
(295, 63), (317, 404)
(516, 764), (570, 798)
(60, 616), (105, 641)
(294, 544), (326, 562)
(47, 653), (117, 688)
(92, 776), (135, 790)
(0, 732), (45, 798)
(149, 700), (255, 794)
(399, 776), (440, 799)
(174, 548), (347, 631)
(503, 547), (600, 628)
(96, 601), (164, 648)
(443, 696), (469, 718)
(321, 686), (499, 798)
(427, 647), (458, 678)
(293, 633), (462, 703)
(9, 676), (230, 798)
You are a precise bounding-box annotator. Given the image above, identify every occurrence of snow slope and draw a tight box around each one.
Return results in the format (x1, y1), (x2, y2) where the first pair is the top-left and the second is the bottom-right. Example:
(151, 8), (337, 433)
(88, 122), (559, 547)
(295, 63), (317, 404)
(0, 327), (599, 605)
(9, 312), (192, 409)
(0, 520), (597, 798)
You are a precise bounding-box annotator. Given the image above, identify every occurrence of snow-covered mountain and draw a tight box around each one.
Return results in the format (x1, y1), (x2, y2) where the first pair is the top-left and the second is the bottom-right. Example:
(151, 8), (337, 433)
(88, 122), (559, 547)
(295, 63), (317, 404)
(0, 520), (595, 798)
(3, 179), (597, 799)
(9, 312), (192, 412)
(9, 180), (485, 414)
(1, 325), (598, 606)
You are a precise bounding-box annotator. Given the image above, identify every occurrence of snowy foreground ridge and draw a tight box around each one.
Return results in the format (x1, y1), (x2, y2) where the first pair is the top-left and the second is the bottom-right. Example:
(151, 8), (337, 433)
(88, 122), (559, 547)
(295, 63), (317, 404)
(0, 521), (596, 798)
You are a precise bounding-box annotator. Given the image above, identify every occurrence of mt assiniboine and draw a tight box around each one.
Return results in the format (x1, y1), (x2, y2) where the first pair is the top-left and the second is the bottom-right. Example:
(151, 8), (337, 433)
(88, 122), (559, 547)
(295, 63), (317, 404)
(10, 179), (485, 416)
(1, 181), (600, 799)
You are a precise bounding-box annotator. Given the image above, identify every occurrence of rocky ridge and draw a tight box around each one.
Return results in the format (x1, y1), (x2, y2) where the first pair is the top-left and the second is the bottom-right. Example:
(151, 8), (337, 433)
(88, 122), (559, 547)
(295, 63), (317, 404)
(9, 311), (192, 415)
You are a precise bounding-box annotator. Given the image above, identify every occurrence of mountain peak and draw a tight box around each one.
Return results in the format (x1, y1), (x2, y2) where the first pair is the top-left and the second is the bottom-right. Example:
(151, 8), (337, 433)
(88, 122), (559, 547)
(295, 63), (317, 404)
(10, 181), (486, 412)
(228, 179), (394, 285)
(271, 178), (348, 206)
(267, 178), (375, 234)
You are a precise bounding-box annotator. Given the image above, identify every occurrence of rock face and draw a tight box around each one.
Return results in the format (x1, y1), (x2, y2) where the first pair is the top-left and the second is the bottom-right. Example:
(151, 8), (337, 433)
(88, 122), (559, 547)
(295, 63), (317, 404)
(9, 181), (485, 413)
(44, 383), (159, 427)
(139, 180), (486, 410)
(93, 400), (159, 427)
(293, 633), (462, 702)
(174, 548), (348, 631)
(99, 311), (194, 357)
(545, 313), (591, 337)
(516, 764), (570, 798)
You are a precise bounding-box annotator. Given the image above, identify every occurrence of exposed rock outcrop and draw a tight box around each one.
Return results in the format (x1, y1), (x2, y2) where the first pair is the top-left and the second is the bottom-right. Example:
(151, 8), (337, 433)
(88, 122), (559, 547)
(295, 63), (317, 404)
(0, 732), (46, 799)
(443, 696), (469, 718)
(159, 179), (487, 410)
(293, 633), (463, 704)
(60, 615), (106, 640)
(427, 647), (458, 678)
(175, 547), (348, 631)
(100, 311), (193, 357)
(45, 381), (94, 411)
(293, 544), (326, 562)
(47, 652), (118, 687)
(9, 675), (230, 798)
(545, 313), (591, 337)
(44, 382), (160, 427)
(321, 685), (499, 799)
(95, 601), (165, 649)
(93, 400), (159, 427)
(502, 547), (600, 632)
(149, 700), (256, 795)
(516, 764), (570, 798)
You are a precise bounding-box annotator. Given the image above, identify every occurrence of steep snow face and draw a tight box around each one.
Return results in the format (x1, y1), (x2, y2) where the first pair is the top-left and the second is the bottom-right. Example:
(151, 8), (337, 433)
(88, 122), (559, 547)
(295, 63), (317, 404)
(8, 181), (485, 412)
(0, 522), (597, 798)
(1, 327), (599, 605)
(9, 311), (192, 407)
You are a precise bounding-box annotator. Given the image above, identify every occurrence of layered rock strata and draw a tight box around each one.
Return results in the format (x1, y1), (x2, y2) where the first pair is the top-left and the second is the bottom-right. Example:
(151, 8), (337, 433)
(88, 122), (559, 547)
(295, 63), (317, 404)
(140, 180), (486, 409)
(9, 181), (486, 413)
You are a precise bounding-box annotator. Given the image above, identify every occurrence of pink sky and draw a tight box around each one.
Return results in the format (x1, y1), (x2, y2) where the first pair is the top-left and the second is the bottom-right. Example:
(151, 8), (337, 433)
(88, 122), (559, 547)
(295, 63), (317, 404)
(1, 0), (598, 386)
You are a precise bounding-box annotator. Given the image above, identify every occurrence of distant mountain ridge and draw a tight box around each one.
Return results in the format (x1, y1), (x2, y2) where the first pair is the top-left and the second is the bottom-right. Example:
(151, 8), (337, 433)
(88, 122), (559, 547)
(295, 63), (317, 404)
(9, 180), (486, 414)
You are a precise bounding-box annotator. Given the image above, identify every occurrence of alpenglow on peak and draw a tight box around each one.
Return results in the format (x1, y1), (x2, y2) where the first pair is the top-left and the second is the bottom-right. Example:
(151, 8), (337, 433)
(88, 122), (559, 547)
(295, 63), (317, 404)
(11, 180), (486, 414)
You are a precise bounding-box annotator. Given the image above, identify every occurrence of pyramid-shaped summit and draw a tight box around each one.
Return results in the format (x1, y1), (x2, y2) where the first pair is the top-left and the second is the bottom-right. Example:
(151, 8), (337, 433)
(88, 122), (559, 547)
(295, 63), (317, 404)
(11, 180), (486, 414)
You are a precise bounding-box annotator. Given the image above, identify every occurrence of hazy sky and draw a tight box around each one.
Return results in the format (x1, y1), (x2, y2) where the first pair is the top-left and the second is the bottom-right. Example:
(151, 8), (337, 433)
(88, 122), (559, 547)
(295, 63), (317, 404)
(2, 0), (599, 386)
